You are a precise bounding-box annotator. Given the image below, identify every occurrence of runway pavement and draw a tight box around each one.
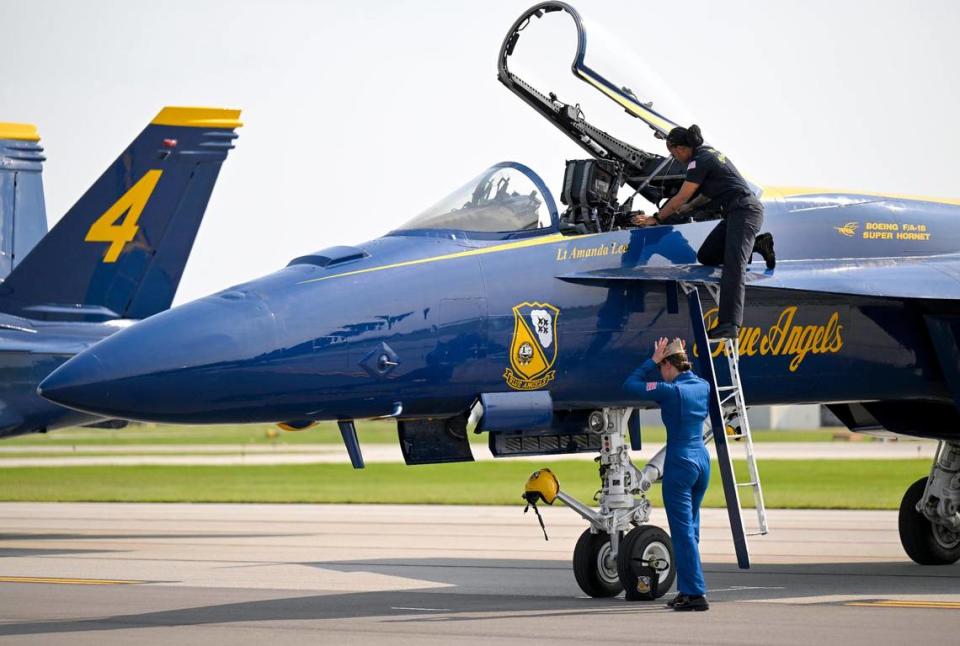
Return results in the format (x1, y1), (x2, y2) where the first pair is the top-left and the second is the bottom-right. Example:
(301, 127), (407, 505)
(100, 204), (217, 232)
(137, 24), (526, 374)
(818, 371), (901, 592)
(0, 439), (937, 466)
(0, 503), (957, 645)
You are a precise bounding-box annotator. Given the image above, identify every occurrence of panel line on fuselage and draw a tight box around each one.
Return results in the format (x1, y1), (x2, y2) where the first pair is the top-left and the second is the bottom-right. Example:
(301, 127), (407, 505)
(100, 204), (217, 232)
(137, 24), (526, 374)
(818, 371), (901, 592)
(297, 232), (579, 285)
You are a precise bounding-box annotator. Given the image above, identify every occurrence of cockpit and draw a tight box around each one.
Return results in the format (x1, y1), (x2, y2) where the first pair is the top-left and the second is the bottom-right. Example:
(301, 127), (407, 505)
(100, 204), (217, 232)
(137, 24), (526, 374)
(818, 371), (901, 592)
(394, 1), (729, 241)
(395, 163), (557, 238)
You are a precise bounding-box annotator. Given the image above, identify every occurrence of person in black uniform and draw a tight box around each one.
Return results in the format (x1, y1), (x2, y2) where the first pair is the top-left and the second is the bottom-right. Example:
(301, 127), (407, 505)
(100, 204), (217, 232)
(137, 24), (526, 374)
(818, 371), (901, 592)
(633, 125), (775, 339)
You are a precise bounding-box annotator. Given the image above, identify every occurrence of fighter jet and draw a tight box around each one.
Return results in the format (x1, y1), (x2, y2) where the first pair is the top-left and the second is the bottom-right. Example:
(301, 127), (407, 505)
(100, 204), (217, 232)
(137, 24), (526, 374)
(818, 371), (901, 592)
(0, 106), (241, 438)
(40, 2), (960, 594)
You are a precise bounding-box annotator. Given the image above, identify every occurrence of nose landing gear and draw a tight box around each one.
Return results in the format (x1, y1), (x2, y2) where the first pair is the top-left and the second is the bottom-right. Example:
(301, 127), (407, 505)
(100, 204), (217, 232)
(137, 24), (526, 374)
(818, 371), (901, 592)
(899, 441), (960, 565)
(524, 407), (676, 599)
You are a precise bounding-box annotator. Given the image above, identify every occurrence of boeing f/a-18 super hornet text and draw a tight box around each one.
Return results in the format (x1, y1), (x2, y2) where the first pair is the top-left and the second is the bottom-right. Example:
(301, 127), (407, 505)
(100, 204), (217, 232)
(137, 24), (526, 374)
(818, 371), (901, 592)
(0, 107), (241, 438)
(40, 3), (960, 596)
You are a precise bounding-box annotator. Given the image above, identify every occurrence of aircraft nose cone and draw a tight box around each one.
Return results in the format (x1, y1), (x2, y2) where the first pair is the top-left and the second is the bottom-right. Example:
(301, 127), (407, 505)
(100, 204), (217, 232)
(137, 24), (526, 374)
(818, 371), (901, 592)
(38, 351), (108, 412)
(39, 289), (280, 421)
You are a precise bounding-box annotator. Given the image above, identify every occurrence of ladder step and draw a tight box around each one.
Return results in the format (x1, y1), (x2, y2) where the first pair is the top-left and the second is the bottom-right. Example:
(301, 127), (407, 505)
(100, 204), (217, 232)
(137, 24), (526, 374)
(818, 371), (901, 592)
(695, 306), (768, 542)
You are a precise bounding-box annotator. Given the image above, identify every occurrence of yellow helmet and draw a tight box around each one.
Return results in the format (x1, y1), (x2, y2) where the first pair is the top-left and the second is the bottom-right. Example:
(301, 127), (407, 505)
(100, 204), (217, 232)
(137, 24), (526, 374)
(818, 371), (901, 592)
(523, 468), (560, 505)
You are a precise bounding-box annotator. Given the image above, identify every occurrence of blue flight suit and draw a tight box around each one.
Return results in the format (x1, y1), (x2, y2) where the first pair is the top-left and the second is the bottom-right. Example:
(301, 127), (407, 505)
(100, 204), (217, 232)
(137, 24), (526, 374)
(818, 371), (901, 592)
(624, 359), (711, 597)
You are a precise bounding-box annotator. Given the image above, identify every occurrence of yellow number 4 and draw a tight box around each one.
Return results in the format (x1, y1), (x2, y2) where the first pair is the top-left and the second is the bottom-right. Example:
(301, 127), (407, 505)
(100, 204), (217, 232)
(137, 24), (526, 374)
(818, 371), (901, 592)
(85, 169), (163, 263)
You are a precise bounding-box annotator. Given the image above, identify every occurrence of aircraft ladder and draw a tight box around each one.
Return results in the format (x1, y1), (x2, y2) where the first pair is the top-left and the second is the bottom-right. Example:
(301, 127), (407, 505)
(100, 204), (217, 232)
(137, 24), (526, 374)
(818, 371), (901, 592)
(681, 282), (769, 569)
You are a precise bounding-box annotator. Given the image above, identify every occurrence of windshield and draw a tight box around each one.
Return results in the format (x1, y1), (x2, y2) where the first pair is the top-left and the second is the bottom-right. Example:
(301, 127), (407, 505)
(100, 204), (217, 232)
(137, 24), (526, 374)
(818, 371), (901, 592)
(396, 162), (558, 235)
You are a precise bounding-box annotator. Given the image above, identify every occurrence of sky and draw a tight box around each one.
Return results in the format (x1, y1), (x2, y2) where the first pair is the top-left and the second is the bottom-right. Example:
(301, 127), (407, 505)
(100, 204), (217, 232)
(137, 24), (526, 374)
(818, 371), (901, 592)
(1, 0), (958, 304)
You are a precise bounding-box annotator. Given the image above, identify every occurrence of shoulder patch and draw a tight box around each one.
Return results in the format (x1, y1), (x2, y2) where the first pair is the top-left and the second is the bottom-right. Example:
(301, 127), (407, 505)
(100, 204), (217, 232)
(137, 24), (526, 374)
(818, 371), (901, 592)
(687, 161), (696, 170)
(646, 382), (657, 391)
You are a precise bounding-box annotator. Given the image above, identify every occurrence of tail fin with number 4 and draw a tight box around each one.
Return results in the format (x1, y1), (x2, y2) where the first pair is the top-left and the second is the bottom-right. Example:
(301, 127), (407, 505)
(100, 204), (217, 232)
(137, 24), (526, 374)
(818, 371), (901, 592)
(0, 107), (241, 321)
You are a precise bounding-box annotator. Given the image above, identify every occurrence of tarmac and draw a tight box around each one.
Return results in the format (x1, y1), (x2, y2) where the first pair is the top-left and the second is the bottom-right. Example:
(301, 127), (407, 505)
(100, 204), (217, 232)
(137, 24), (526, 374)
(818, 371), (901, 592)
(0, 502), (957, 645)
(0, 439), (937, 466)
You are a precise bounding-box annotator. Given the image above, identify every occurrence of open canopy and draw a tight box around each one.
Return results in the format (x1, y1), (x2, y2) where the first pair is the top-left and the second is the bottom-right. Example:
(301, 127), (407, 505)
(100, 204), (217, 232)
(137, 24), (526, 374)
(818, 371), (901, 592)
(497, 2), (696, 206)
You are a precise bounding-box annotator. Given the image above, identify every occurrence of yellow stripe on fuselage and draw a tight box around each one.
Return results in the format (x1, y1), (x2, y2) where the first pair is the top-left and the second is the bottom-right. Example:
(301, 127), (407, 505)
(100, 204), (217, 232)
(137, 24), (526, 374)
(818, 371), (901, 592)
(762, 185), (960, 207)
(300, 183), (960, 287)
(151, 106), (243, 129)
(298, 233), (574, 285)
(0, 123), (40, 141)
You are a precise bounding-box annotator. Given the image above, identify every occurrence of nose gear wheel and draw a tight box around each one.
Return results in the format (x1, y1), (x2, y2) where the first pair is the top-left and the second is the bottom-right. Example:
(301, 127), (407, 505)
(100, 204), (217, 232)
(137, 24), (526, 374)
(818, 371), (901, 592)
(899, 475), (960, 564)
(617, 525), (676, 601)
(572, 529), (623, 597)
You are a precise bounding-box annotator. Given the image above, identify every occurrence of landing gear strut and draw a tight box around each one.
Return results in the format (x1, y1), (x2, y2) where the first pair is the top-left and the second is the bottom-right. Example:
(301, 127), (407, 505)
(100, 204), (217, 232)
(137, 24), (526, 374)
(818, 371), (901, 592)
(528, 407), (676, 599)
(899, 441), (960, 565)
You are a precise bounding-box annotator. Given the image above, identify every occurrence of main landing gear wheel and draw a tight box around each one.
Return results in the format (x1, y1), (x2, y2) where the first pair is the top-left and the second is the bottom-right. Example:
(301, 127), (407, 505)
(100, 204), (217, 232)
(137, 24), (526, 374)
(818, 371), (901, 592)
(899, 477), (960, 565)
(573, 529), (623, 597)
(617, 525), (675, 601)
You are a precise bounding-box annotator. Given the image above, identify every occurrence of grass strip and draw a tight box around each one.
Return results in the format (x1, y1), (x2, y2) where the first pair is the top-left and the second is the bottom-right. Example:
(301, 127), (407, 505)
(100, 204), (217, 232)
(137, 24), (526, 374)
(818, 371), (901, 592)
(1, 423), (871, 447)
(0, 459), (928, 509)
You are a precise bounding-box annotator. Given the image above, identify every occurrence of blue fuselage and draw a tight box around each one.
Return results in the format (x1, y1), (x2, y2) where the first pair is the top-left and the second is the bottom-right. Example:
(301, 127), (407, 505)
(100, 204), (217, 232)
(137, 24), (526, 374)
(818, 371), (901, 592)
(0, 315), (127, 437)
(38, 192), (960, 434)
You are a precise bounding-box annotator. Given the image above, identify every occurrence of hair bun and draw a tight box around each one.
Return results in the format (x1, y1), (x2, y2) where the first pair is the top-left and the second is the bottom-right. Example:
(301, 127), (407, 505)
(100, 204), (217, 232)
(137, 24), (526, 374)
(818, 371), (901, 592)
(687, 124), (704, 147)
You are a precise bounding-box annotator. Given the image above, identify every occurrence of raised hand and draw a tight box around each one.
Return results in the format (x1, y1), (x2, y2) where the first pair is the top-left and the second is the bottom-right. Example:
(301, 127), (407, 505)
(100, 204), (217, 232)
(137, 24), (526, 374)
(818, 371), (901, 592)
(651, 337), (669, 364)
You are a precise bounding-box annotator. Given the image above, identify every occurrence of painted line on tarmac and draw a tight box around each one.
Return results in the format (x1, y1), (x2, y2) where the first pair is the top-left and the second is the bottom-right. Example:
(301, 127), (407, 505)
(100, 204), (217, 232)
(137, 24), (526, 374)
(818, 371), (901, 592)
(847, 600), (960, 610)
(747, 594), (960, 605)
(0, 575), (142, 585)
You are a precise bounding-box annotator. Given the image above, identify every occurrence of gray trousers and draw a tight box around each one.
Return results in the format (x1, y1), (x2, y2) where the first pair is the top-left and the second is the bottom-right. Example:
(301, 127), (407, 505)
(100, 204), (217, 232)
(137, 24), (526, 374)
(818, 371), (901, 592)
(696, 196), (764, 326)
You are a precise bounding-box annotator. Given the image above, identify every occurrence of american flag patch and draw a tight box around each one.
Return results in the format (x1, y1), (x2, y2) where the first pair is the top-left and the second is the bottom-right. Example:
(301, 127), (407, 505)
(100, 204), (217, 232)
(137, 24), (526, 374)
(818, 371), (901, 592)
(687, 160), (697, 170)
(646, 382), (657, 391)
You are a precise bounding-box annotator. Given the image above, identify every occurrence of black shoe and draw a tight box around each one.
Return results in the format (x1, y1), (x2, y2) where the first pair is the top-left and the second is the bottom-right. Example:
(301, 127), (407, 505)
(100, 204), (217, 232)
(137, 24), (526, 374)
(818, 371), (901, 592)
(672, 595), (709, 611)
(666, 594), (687, 608)
(708, 323), (739, 340)
(754, 232), (776, 270)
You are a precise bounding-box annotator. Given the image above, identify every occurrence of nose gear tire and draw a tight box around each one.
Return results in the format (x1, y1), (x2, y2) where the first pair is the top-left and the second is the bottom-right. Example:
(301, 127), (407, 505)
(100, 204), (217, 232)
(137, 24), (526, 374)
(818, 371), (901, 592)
(617, 525), (676, 601)
(573, 529), (624, 597)
(898, 477), (960, 565)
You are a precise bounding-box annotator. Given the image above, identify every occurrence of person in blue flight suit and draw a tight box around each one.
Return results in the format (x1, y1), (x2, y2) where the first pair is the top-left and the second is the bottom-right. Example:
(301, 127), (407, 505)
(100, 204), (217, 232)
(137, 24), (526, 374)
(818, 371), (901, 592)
(633, 125), (775, 340)
(623, 337), (711, 611)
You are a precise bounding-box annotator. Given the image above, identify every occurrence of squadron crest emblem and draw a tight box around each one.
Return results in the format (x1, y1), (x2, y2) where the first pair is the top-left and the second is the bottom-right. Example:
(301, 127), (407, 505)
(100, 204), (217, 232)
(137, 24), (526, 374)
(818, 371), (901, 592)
(504, 302), (560, 390)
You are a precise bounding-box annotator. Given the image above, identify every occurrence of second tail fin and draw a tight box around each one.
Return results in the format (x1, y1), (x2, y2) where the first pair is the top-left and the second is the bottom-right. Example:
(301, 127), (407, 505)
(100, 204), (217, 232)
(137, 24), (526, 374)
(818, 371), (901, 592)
(0, 107), (241, 321)
(0, 123), (48, 279)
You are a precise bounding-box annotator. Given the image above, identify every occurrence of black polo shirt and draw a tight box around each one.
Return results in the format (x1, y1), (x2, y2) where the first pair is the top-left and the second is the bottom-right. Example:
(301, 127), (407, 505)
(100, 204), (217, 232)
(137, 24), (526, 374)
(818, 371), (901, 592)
(684, 146), (753, 208)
